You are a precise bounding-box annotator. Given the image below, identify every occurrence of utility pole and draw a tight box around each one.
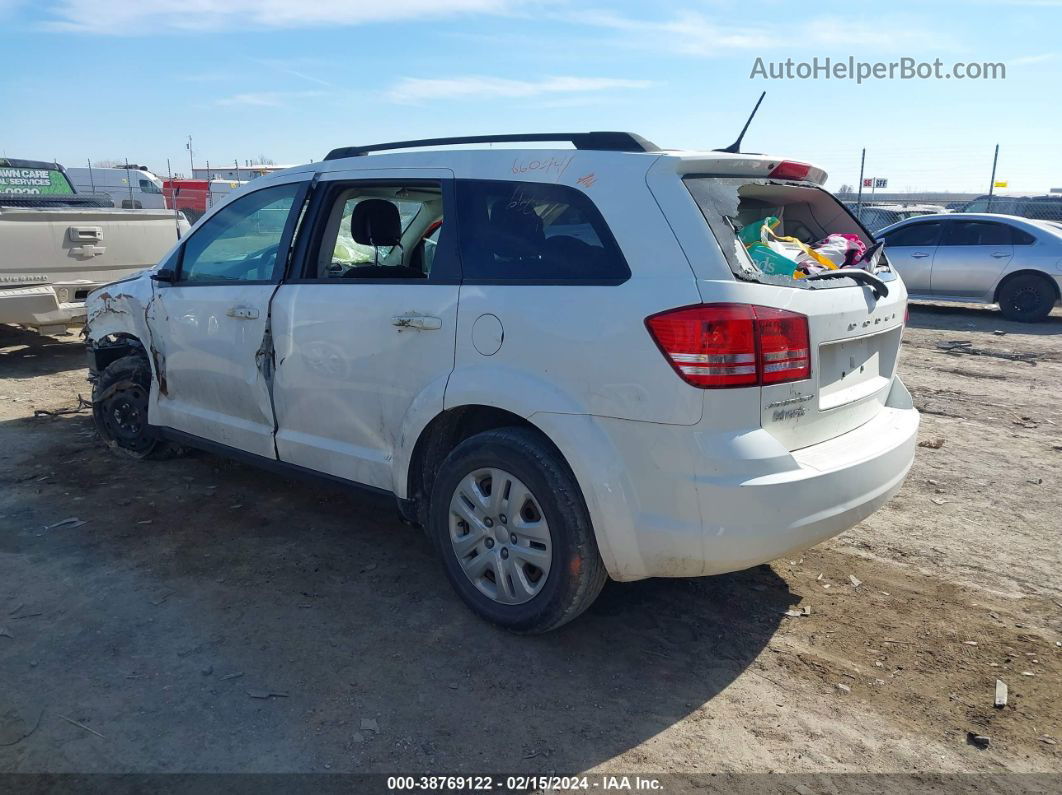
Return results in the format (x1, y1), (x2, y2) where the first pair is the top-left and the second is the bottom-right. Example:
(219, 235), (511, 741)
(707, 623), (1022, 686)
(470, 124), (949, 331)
(167, 158), (181, 240)
(987, 143), (999, 211)
(186, 135), (194, 177)
(125, 156), (134, 207)
(855, 147), (866, 221)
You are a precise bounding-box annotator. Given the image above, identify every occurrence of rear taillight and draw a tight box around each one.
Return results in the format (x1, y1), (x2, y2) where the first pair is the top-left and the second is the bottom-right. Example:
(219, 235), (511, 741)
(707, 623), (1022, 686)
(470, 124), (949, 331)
(754, 306), (812, 384)
(645, 304), (811, 389)
(767, 160), (811, 180)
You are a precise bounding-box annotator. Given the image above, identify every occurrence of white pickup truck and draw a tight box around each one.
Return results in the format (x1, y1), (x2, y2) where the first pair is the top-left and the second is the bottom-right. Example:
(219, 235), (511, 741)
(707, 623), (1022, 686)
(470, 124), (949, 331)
(0, 158), (189, 335)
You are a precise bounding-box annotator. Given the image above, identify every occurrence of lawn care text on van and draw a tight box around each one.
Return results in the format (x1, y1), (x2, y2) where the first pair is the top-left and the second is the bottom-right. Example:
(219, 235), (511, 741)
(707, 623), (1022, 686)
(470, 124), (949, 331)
(750, 56), (1006, 83)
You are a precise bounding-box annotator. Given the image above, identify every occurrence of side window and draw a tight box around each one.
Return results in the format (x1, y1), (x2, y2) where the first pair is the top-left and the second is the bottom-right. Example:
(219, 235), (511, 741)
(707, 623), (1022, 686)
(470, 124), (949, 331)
(178, 183), (301, 283)
(306, 181), (455, 281)
(139, 178), (162, 195)
(943, 221), (1011, 246)
(881, 221), (941, 247)
(456, 179), (629, 282)
(964, 199), (990, 212)
(1011, 227), (1036, 245)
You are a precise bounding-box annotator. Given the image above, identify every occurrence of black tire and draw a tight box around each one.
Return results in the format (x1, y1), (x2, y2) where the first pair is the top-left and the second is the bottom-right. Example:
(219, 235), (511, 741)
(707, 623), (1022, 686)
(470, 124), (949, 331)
(92, 355), (180, 460)
(998, 273), (1057, 322)
(429, 427), (608, 633)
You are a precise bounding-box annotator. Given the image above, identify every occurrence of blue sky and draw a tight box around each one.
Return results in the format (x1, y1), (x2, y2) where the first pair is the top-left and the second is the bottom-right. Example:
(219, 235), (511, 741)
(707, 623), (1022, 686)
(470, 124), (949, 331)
(2, 0), (1061, 193)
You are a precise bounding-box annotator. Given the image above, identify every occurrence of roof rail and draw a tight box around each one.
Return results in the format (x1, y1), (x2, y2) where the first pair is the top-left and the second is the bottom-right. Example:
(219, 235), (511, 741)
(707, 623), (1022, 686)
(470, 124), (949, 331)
(324, 132), (659, 161)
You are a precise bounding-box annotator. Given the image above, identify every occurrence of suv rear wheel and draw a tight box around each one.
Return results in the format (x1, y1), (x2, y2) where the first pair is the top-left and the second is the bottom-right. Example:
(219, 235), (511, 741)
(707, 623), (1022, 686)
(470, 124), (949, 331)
(429, 427), (607, 633)
(998, 273), (1057, 322)
(92, 355), (179, 459)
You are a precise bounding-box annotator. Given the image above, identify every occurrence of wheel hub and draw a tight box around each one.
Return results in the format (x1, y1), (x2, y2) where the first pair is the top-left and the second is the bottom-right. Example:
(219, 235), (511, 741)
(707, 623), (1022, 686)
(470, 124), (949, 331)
(98, 380), (151, 448)
(448, 467), (553, 605)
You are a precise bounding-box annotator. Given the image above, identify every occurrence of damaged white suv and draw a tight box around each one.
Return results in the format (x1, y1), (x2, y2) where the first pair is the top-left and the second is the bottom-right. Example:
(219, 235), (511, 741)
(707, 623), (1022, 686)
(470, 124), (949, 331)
(85, 132), (918, 632)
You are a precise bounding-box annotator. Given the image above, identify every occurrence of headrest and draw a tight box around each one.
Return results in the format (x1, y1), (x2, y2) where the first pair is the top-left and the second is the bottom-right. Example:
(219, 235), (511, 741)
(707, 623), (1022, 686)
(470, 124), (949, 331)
(487, 199), (544, 259)
(350, 199), (402, 247)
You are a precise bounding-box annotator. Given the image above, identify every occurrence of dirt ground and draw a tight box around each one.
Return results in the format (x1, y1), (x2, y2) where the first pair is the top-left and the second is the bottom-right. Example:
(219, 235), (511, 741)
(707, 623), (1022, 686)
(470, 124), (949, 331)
(1, 303), (1060, 784)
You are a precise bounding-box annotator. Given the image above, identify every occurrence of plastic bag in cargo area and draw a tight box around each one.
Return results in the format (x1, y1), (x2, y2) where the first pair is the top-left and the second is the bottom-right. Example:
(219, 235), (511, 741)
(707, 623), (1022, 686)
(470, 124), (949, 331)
(739, 215), (782, 246)
(746, 242), (802, 275)
(762, 226), (838, 271)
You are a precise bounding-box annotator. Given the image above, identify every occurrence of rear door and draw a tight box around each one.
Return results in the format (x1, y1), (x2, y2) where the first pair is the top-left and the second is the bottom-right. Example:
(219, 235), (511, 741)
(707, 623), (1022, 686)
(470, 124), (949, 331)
(878, 219), (942, 294)
(270, 170), (460, 491)
(931, 219), (1013, 296)
(149, 178), (309, 457)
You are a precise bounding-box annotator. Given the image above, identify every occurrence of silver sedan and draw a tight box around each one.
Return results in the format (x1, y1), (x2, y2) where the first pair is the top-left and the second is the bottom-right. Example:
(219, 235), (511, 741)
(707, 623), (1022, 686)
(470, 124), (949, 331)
(878, 213), (1062, 322)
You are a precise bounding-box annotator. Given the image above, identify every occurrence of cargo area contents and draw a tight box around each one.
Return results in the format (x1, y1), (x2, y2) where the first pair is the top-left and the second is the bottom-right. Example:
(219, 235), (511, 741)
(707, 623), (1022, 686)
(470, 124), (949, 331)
(684, 178), (892, 285)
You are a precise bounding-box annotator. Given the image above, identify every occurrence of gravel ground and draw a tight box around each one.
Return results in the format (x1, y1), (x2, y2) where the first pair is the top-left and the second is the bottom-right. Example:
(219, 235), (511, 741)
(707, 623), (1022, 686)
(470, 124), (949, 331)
(1, 302), (1059, 785)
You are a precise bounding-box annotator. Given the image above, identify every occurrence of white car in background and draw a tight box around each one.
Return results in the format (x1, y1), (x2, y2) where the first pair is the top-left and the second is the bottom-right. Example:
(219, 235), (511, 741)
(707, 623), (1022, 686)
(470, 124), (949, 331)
(84, 132), (918, 632)
(67, 165), (167, 210)
(878, 213), (1062, 321)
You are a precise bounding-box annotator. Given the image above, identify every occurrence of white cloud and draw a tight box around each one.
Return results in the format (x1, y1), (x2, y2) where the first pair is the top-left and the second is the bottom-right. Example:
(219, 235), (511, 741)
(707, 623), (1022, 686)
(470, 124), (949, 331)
(42, 0), (526, 33)
(385, 75), (654, 104)
(568, 9), (775, 54)
(565, 9), (958, 57)
(215, 90), (323, 107)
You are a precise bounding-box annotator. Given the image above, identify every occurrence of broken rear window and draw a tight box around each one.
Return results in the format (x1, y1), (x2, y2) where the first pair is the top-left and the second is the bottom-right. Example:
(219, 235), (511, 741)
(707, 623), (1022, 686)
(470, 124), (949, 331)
(683, 177), (887, 285)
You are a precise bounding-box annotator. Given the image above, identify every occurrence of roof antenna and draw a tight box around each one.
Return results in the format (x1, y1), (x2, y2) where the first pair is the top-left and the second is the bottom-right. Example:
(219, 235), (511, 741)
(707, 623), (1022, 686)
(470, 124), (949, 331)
(715, 91), (766, 154)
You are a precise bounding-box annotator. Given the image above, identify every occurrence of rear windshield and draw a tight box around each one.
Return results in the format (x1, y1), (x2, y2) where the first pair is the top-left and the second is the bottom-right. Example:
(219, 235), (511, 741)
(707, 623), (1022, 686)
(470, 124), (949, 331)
(684, 177), (888, 285)
(0, 166), (75, 196)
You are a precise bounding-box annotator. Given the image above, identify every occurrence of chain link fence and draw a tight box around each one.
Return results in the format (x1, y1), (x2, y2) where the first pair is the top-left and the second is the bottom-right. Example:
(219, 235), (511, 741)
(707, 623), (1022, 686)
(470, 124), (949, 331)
(67, 161), (266, 226)
(68, 144), (1062, 235)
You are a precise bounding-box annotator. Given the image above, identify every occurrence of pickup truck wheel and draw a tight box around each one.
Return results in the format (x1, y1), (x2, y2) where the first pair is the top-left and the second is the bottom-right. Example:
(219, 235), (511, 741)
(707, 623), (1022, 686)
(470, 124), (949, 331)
(92, 355), (179, 460)
(998, 273), (1057, 322)
(429, 427), (607, 633)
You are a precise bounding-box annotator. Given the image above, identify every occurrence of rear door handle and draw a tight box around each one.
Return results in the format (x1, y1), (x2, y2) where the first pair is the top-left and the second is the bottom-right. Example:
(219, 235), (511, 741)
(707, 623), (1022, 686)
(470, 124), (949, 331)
(991, 251), (1010, 258)
(392, 314), (442, 331)
(226, 305), (259, 320)
(911, 252), (930, 259)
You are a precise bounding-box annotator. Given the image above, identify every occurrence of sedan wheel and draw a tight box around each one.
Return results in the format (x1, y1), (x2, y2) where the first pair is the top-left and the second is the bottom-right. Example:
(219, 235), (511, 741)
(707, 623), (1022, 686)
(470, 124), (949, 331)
(998, 273), (1056, 322)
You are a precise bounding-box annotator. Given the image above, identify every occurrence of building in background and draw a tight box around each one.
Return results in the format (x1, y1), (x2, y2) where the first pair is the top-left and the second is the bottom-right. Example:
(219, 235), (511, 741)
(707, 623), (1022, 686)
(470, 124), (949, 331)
(190, 164), (294, 181)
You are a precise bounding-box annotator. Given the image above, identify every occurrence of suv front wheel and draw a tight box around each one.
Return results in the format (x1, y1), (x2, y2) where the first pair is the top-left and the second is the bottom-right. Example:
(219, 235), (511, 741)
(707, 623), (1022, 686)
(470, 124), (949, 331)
(92, 355), (179, 460)
(429, 427), (608, 633)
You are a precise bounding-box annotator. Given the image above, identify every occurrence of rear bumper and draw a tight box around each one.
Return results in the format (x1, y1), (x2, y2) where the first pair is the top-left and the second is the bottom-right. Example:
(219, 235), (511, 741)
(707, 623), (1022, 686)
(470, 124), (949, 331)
(539, 377), (919, 581)
(690, 379), (918, 575)
(0, 284), (88, 328)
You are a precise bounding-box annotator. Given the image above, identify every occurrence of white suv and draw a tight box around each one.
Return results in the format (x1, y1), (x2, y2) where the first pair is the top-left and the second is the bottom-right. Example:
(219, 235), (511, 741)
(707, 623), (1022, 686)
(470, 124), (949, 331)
(85, 132), (919, 632)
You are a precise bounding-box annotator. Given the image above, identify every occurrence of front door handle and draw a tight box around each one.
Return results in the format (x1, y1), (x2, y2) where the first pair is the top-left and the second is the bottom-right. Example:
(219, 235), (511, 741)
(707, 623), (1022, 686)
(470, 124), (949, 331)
(226, 305), (260, 320)
(392, 314), (442, 331)
(911, 252), (930, 259)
